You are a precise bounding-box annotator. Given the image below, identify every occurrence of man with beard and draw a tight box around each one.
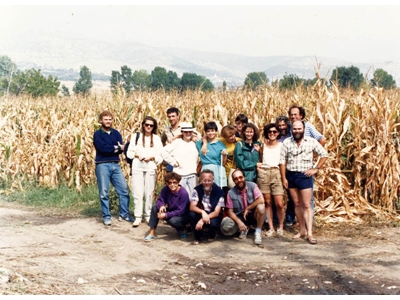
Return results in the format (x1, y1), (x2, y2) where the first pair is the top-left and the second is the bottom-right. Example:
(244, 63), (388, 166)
(220, 169), (266, 245)
(276, 115), (291, 142)
(93, 110), (134, 226)
(276, 115), (295, 226)
(288, 105), (326, 146)
(279, 121), (328, 245)
(189, 170), (225, 245)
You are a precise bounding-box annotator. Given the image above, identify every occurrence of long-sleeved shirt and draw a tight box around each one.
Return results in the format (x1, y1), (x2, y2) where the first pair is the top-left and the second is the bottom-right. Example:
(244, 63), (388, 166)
(126, 133), (163, 171)
(93, 128), (123, 163)
(156, 186), (189, 219)
(161, 139), (198, 176)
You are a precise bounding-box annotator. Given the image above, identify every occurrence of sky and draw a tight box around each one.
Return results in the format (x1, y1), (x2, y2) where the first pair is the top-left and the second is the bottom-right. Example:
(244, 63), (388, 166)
(1, 1), (400, 64)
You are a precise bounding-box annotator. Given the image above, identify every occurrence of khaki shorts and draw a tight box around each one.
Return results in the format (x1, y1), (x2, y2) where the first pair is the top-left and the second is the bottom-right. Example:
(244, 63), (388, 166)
(257, 168), (284, 195)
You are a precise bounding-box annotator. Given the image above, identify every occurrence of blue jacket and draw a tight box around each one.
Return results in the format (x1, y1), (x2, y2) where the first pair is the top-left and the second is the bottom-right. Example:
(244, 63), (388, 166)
(93, 128), (123, 163)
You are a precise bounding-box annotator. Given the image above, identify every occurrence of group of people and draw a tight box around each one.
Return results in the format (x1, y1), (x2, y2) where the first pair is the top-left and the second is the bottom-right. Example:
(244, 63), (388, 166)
(93, 105), (328, 246)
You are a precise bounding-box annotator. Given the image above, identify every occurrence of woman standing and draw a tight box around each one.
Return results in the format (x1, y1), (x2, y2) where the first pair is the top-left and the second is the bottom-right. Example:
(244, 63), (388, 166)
(196, 121), (227, 188)
(257, 123), (285, 237)
(126, 116), (163, 227)
(161, 122), (199, 196)
(234, 123), (261, 183)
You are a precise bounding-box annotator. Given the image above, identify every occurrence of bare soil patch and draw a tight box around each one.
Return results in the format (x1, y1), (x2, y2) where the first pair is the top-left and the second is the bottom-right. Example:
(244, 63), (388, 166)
(1, 201), (400, 295)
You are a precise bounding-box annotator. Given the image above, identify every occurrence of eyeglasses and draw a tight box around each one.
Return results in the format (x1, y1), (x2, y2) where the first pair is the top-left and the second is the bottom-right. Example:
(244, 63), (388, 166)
(167, 181), (179, 185)
(144, 123), (154, 128)
(268, 130), (278, 134)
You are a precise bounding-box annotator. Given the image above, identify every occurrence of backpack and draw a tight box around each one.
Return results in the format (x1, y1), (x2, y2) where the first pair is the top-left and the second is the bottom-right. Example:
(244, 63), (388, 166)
(124, 132), (140, 173)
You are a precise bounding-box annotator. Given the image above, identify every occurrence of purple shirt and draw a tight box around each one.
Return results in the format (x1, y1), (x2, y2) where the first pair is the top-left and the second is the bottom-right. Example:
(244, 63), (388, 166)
(156, 186), (189, 219)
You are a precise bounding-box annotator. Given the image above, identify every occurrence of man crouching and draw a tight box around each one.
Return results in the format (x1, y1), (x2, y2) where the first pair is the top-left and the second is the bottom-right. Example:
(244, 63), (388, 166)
(221, 169), (266, 245)
(189, 169), (225, 245)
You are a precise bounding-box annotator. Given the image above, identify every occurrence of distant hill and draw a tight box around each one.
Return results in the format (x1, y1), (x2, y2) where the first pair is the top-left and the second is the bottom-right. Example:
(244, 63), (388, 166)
(1, 32), (399, 88)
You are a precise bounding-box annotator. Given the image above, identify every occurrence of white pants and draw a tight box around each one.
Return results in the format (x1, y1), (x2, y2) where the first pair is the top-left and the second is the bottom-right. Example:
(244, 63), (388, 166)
(179, 174), (198, 197)
(131, 169), (156, 219)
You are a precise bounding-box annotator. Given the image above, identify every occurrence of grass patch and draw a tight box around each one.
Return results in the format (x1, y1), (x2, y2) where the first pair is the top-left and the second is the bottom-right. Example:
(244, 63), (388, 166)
(0, 180), (132, 218)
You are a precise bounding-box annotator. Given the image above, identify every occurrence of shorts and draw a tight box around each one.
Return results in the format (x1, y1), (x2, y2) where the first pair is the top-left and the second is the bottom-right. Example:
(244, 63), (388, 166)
(286, 171), (313, 190)
(257, 168), (284, 195)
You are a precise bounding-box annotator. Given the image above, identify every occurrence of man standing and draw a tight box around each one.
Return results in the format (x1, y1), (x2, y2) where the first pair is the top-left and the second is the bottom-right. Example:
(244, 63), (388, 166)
(279, 120), (328, 244)
(288, 105), (326, 146)
(288, 105), (327, 217)
(276, 115), (295, 226)
(189, 170), (225, 245)
(221, 169), (266, 245)
(93, 110), (134, 226)
(161, 107), (200, 171)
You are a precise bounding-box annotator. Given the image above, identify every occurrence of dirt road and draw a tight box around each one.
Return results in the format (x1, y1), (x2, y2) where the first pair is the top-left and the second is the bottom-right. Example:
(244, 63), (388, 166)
(1, 202), (400, 295)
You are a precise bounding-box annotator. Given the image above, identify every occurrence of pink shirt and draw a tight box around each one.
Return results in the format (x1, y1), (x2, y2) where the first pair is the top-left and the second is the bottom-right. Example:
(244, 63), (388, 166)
(226, 184), (262, 212)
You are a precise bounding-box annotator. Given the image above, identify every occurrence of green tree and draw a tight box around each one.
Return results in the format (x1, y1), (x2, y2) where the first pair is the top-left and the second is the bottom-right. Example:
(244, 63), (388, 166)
(110, 70), (121, 94)
(0, 55), (17, 95)
(330, 65), (364, 90)
(279, 73), (303, 90)
(132, 69), (151, 91)
(167, 70), (180, 91)
(73, 66), (93, 96)
(150, 66), (168, 90)
(244, 72), (268, 90)
(4, 68), (60, 97)
(61, 84), (70, 96)
(24, 69), (60, 97)
(180, 73), (214, 91)
(120, 65), (134, 93)
(371, 68), (396, 89)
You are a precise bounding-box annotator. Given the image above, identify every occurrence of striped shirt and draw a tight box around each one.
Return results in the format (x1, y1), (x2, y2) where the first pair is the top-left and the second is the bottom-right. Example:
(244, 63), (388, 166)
(279, 136), (328, 172)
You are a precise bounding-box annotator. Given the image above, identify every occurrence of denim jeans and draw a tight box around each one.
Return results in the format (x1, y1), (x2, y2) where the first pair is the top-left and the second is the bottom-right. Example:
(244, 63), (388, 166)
(95, 162), (131, 222)
(189, 211), (222, 241)
(148, 205), (189, 233)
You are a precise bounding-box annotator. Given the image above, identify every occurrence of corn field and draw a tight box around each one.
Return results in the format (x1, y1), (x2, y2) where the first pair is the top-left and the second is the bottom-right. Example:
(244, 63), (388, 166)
(1, 81), (400, 223)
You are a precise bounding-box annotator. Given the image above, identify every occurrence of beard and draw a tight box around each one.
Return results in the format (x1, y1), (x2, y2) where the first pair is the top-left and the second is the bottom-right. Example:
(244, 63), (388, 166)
(280, 129), (287, 136)
(236, 181), (246, 190)
(293, 131), (304, 141)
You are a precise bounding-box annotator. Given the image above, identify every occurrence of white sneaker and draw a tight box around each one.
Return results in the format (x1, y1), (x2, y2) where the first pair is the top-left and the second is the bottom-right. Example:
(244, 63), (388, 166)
(265, 229), (275, 237)
(132, 219), (141, 227)
(254, 232), (262, 245)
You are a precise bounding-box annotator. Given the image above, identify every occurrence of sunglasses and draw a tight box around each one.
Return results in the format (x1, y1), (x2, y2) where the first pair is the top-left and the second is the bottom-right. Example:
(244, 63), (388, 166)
(144, 123), (154, 128)
(268, 130), (278, 134)
(167, 181), (179, 185)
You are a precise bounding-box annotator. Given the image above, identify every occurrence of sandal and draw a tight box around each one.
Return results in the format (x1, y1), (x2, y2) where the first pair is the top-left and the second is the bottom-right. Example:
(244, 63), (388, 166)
(307, 236), (318, 245)
(191, 240), (200, 245)
(292, 232), (307, 239)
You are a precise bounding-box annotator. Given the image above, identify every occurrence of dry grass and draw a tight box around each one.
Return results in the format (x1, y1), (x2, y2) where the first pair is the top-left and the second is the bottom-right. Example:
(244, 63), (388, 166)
(1, 82), (400, 223)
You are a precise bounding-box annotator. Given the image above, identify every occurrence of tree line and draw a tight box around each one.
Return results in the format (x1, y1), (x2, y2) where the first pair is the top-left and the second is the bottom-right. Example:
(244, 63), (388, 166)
(0, 55), (396, 98)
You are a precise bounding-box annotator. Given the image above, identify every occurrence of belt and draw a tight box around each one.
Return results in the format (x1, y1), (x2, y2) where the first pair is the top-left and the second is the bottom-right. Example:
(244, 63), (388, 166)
(261, 166), (279, 170)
